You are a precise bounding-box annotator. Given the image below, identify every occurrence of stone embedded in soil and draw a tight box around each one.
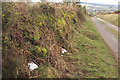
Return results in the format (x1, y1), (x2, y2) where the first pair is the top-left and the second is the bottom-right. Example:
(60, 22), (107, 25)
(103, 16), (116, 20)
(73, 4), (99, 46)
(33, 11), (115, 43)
(62, 48), (67, 53)
(28, 62), (38, 71)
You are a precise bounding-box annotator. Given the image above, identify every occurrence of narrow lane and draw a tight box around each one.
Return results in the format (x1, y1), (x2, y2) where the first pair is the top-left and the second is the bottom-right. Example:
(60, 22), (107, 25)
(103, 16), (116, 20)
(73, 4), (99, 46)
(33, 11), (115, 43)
(91, 17), (119, 61)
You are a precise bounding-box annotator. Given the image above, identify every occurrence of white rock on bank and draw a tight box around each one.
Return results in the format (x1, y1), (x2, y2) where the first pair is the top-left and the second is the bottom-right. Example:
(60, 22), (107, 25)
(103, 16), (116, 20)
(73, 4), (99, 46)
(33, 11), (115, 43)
(61, 54), (64, 56)
(62, 48), (67, 54)
(28, 62), (38, 71)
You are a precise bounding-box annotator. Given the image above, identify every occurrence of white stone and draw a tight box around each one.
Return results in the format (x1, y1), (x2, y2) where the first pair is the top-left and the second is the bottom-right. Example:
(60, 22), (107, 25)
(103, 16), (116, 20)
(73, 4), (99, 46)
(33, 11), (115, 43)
(28, 62), (38, 71)
(62, 48), (67, 53)
(61, 55), (63, 56)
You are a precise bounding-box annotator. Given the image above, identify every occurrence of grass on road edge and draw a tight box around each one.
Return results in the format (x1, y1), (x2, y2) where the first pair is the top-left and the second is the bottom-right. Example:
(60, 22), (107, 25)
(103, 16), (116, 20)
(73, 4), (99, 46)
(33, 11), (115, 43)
(64, 17), (118, 78)
(99, 20), (120, 39)
(97, 14), (118, 26)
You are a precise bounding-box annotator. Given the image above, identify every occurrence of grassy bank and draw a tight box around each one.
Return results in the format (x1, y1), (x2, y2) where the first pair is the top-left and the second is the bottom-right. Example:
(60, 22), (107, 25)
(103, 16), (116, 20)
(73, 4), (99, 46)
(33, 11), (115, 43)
(97, 14), (118, 26)
(2, 2), (85, 78)
(65, 17), (118, 78)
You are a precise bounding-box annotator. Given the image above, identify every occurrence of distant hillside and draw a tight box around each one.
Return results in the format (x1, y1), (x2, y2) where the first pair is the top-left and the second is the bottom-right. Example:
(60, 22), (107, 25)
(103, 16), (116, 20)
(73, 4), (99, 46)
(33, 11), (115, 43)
(80, 2), (118, 7)
(80, 2), (118, 16)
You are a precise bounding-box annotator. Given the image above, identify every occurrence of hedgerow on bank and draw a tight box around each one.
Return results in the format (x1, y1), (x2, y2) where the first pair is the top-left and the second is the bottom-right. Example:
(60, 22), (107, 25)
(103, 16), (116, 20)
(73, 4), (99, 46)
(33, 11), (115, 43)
(2, 2), (85, 78)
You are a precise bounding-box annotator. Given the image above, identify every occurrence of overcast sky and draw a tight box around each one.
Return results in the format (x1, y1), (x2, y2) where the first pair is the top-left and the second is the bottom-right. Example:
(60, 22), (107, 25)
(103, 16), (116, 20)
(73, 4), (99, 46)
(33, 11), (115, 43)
(32, 0), (119, 5)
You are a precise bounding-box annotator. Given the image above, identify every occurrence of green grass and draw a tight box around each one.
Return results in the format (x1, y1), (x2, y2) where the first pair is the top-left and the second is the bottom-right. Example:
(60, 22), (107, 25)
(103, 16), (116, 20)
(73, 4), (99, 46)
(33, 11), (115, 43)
(65, 17), (118, 78)
(97, 14), (118, 26)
